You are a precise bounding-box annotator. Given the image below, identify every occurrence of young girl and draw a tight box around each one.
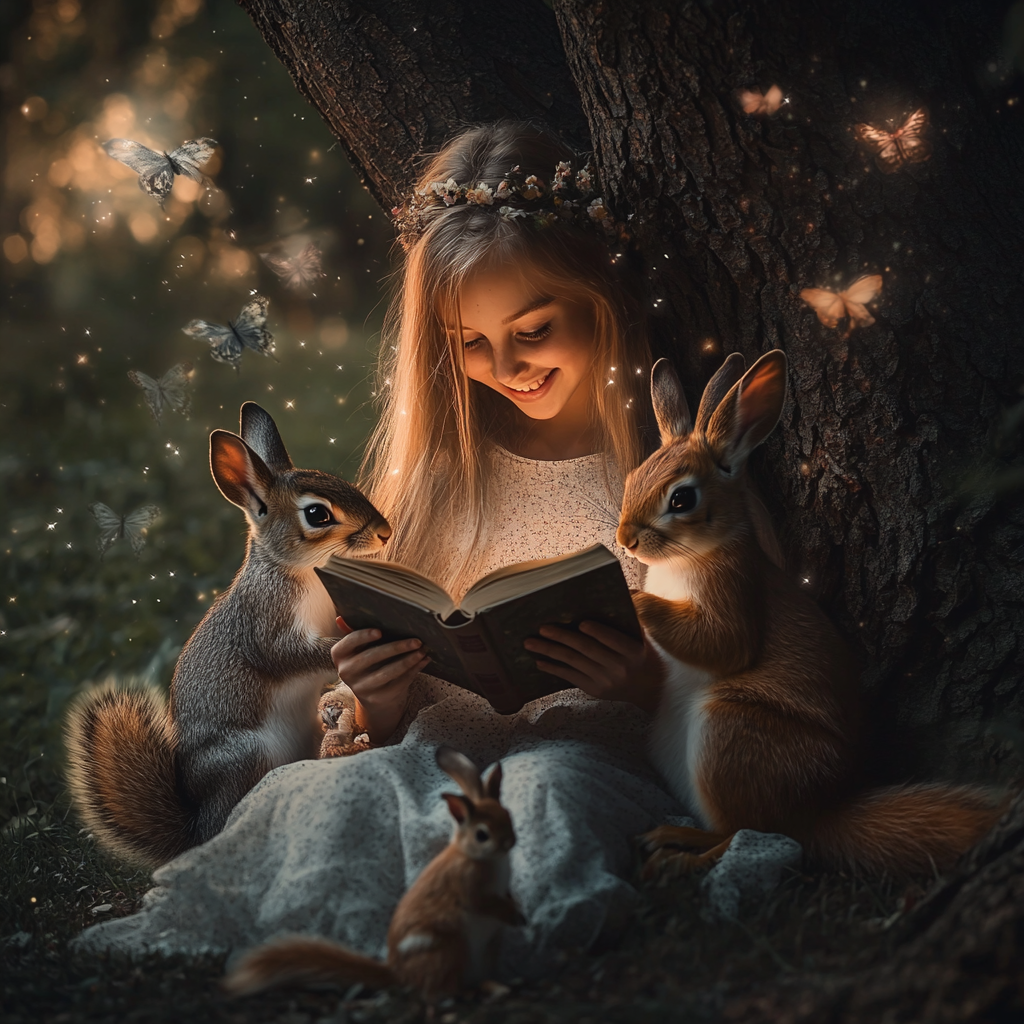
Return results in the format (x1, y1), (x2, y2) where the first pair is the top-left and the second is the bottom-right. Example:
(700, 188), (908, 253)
(74, 123), (686, 976)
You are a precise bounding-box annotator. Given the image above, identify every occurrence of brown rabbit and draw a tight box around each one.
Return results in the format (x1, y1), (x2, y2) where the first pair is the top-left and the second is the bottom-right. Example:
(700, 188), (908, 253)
(617, 352), (1002, 878)
(223, 745), (525, 999)
(66, 402), (391, 867)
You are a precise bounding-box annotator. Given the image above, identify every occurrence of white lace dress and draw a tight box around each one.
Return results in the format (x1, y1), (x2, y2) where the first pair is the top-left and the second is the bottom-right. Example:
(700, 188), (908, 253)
(73, 446), (689, 976)
(74, 444), (804, 965)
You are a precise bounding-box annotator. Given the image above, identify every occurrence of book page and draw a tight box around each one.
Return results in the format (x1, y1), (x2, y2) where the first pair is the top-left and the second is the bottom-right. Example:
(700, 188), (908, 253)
(460, 543), (616, 615)
(318, 555), (456, 619)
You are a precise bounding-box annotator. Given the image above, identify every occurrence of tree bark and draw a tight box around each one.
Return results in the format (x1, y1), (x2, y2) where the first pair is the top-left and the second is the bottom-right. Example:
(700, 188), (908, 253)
(236, 0), (1024, 785)
(236, 0), (590, 210)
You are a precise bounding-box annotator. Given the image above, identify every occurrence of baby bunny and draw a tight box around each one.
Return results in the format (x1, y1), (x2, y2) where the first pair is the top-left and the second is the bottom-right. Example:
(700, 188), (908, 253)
(223, 745), (525, 1000)
(67, 402), (391, 866)
(619, 352), (1001, 878)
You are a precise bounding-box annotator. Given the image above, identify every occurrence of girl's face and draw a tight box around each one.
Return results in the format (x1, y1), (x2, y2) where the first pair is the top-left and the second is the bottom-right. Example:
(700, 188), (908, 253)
(457, 268), (596, 423)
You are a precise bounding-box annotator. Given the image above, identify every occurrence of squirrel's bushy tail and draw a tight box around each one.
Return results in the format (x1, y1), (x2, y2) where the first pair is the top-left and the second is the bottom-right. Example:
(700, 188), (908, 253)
(808, 783), (1003, 876)
(224, 936), (395, 996)
(66, 680), (194, 867)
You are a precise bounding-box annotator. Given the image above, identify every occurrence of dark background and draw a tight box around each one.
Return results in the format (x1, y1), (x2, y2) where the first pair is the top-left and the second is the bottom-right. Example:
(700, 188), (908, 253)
(0, 0), (393, 822)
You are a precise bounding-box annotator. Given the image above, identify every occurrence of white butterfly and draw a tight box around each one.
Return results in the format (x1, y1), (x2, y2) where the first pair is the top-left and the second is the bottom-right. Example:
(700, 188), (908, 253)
(182, 296), (275, 369)
(101, 138), (219, 204)
(88, 503), (161, 559)
(127, 363), (193, 423)
(260, 242), (325, 291)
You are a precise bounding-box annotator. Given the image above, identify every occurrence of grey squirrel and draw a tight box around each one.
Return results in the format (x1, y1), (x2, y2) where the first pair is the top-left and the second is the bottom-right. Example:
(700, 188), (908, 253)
(66, 402), (390, 866)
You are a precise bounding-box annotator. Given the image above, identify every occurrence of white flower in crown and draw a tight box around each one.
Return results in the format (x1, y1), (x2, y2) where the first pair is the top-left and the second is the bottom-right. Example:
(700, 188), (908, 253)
(587, 197), (610, 222)
(498, 206), (529, 220)
(552, 160), (573, 190)
(494, 179), (513, 201)
(465, 182), (495, 206)
(576, 166), (594, 192)
(431, 177), (462, 206)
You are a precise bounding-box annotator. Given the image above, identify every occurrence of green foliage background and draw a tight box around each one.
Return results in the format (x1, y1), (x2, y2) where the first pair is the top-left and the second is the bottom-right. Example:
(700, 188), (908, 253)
(0, 0), (393, 835)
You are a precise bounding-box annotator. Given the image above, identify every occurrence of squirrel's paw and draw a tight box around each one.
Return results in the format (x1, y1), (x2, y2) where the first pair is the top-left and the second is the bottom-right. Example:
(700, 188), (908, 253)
(638, 825), (733, 884)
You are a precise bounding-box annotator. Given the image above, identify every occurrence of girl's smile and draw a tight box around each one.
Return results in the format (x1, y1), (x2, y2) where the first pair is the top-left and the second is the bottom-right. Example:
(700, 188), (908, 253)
(458, 269), (597, 457)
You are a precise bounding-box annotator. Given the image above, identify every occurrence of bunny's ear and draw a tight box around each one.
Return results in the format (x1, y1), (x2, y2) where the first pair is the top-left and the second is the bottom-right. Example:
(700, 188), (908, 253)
(436, 745), (483, 799)
(239, 402), (293, 473)
(483, 762), (502, 800)
(695, 352), (746, 433)
(705, 350), (788, 471)
(651, 359), (692, 445)
(442, 792), (473, 824)
(210, 430), (275, 519)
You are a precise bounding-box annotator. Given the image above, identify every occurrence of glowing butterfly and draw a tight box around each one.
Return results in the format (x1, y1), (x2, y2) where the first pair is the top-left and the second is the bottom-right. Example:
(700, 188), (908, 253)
(127, 363), (193, 423)
(182, 296), (274, 369)
(738, 84), (785, 116)
(854, 109), (931, 173)
(799, 275), (883, 330)
(88, 503), (161, 558)
(101, 138), (219, 204)
(260, 242), (325, 291)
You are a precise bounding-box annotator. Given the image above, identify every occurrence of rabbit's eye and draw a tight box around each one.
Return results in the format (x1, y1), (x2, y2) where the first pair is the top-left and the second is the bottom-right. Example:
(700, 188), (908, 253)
(668, 486), (700, 514)
(303, 504), (334, 527)
(475, 827), (490, 843)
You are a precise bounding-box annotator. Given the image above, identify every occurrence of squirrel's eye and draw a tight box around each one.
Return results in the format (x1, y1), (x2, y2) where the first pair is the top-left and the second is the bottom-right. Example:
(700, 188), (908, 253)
(475, 827), (490, 843)
(668, 486), (700, 514)
(303, 504), (333, 526)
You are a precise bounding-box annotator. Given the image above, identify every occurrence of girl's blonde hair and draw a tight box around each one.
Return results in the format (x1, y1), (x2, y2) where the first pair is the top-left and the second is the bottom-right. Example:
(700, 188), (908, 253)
(361, 122), (653, 589)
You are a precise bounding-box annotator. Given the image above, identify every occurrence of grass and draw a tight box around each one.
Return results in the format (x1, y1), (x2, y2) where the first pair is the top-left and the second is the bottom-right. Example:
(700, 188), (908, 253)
(2, 794), (921, 1023)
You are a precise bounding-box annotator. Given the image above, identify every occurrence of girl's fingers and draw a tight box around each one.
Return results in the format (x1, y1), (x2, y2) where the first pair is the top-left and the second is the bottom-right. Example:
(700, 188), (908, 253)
(577, 620), (644, 658)
(345, 637), (422, 676)
(354, 650), (429, 695)
(534, 659), (592, 690)
(525, 634), (609, 674)
(535, 624), (628, 663)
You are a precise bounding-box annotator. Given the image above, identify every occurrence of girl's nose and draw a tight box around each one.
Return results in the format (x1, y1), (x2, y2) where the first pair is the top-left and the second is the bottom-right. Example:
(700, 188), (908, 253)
(492, 344), (529, 385)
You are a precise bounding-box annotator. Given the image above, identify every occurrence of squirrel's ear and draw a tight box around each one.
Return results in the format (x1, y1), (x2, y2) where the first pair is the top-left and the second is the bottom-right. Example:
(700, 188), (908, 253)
(210, 430), (275, 519)
(705, 350), (788, 471)
(483, 762), (503, 800)
(651, 359), (692, 445)
(436, 745), (484, 799)
(239, 402), (293, 473)
(695, 352), (746, 433)
(442, 792), (473, 824)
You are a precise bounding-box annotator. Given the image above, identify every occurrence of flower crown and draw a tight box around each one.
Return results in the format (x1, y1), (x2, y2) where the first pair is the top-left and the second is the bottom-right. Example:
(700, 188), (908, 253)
(391, 160), (622, 247)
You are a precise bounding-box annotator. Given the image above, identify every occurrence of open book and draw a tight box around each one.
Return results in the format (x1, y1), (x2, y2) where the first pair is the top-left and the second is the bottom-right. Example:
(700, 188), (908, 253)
(314, 543), (641, 714)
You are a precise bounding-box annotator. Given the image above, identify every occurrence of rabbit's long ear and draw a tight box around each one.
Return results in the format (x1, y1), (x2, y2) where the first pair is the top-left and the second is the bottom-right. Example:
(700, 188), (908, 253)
(436, 746), (483, 799)
(705, 350), (788, 471)
(651, 358), (692, 445)
(240, 402), (293, 473)
(210, 430), (275, 519)
(695, 353), (746, 433)
(442, 792), (474, 824)
(483, 762), (503, 800)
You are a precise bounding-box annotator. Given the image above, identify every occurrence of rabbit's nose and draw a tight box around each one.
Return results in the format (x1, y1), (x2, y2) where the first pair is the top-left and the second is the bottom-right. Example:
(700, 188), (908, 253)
(376, 522), (392, 546)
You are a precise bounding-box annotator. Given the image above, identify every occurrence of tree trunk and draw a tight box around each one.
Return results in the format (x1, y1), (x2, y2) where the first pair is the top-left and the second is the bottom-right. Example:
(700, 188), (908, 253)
(237, 0), (1024, 788)
(237, 0), (1024, 1018)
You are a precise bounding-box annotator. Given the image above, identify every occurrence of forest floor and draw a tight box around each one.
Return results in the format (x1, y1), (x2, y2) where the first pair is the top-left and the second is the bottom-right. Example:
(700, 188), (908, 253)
(2, 794), (922, 1024)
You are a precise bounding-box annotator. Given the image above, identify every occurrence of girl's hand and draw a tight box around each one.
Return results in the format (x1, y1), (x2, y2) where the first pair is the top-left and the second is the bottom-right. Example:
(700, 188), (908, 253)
(523, 621), (664, 712)
(331, 616), (429, 744)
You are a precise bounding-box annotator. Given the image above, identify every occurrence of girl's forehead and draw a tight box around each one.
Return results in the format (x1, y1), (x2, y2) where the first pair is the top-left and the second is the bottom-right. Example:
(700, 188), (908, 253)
(458, 266), (554, 323)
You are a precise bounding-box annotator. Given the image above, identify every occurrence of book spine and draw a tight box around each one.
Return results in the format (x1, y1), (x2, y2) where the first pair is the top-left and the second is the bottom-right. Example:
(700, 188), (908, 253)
(444, 619), (525, 715)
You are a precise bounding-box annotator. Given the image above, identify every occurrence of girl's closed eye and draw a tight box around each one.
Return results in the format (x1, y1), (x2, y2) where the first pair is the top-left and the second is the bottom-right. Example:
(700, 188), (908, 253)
(516, 322), (552, 342)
